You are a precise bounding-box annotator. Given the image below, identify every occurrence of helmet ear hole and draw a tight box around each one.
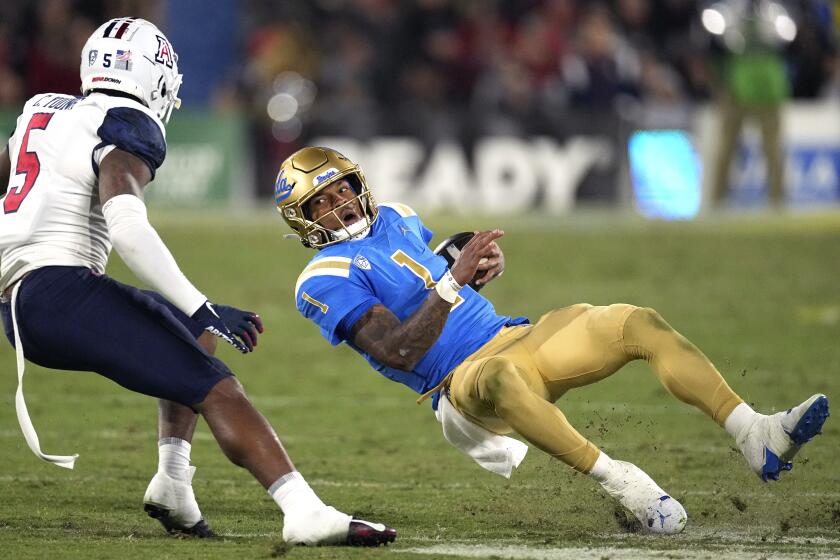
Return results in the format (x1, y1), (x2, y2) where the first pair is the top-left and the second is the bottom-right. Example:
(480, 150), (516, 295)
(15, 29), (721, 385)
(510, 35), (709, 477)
(161, 83), (167, 97)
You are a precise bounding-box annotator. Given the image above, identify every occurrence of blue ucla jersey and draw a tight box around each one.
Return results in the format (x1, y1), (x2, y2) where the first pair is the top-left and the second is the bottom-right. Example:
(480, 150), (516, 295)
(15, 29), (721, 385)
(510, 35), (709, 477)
(295, 203), (528, 405)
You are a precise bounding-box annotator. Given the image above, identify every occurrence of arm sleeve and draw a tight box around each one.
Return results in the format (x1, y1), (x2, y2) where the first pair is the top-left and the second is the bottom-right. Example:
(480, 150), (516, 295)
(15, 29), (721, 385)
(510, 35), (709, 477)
(102, 194), (207, 315)
(93, 107), (166, 179)
(296, 271), (381, 345)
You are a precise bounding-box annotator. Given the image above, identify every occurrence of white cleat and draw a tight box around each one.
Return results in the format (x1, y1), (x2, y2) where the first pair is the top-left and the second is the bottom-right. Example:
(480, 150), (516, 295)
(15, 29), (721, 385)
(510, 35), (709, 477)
(599, 460), (687, 535)
(282, 507), (398, 546)
(282, 506), (352, 545)
(736, 394), (830, 482)
(143, 467), (214, 537)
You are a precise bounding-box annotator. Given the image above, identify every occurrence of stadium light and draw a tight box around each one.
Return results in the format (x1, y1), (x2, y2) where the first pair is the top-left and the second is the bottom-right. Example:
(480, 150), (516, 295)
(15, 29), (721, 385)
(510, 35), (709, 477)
(267, 93), (299, 123)
(701, 7), (727, 35)
(774, 14), (797, 42)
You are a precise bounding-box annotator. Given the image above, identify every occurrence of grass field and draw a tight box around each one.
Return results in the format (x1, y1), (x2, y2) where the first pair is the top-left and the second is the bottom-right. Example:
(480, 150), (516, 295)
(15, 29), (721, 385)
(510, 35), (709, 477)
(0, 209), (838, 559)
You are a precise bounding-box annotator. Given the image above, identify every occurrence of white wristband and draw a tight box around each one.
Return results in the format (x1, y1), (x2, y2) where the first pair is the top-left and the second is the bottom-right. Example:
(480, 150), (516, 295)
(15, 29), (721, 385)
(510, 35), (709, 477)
(435, 270), (462, 304)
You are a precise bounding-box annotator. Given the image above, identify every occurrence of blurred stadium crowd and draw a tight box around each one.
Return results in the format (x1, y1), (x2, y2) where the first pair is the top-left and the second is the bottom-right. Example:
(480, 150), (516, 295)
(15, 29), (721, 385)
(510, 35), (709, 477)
(0, 0), (838, 201)
(2, 1), (838, 121)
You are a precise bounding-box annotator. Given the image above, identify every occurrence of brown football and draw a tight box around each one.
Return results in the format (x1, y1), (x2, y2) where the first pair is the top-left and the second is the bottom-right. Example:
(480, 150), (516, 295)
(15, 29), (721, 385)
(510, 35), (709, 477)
(432, 232), (488, 291)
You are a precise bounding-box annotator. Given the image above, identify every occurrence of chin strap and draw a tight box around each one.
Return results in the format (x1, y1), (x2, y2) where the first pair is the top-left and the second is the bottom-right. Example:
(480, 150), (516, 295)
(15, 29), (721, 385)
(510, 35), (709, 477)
(330, 218), (371, 242)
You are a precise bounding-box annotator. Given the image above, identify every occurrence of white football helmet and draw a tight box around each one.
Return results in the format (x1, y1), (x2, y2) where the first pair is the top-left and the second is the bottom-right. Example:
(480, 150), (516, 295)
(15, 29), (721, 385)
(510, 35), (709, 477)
(80, 18), (182, 123)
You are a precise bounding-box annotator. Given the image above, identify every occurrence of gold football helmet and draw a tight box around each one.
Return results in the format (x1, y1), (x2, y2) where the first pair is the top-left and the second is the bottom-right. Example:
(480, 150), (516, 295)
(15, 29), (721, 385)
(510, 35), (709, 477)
(275, 147), (378, 249)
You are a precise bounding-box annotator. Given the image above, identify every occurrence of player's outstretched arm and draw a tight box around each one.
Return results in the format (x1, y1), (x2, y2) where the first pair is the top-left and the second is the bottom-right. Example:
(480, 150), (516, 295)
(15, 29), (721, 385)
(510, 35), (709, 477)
(352, 229), (504, 370)
(98, 149), (251, 353)
(99, 148), (207, 314)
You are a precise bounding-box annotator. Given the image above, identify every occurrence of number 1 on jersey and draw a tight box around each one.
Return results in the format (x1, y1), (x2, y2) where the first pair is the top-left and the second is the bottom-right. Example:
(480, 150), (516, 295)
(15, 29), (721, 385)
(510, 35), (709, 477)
(4, 112), (54, 214)
(391, 250), (464, 309)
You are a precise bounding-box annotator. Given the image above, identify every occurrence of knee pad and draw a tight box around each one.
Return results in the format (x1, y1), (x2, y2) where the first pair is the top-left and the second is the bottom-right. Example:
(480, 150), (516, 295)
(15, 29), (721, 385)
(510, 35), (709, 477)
(626, 307), (674, 336)
(476, 357), (522, 401)
(622, 307), (679, 358)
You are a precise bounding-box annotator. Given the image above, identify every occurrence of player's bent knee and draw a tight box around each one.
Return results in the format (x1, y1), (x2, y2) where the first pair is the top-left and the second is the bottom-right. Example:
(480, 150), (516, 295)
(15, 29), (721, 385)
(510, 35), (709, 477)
(477, 357), (525, 402)
(628, 306), (671, 333)
(195, 376), (247, 411)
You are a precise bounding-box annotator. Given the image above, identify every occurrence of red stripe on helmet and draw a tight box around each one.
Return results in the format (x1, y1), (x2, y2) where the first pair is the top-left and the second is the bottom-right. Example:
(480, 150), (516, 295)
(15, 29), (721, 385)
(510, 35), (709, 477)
(102, 19), (120, 37)
(114, 18), (135, 39)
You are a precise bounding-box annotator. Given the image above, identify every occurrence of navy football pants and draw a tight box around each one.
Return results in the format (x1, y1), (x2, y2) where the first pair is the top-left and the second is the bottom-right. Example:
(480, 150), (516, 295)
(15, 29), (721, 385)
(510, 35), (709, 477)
(0, 266), (231, 406)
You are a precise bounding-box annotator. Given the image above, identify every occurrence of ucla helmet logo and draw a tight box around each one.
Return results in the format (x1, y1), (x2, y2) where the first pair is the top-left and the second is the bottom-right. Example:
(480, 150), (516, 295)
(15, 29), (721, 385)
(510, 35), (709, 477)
(313, 168), (338, 187)
(274, 171), (294, 203)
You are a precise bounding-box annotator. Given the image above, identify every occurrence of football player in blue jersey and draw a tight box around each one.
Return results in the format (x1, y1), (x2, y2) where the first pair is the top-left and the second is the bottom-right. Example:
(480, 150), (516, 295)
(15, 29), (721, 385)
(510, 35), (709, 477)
(277, 146), (830, 535)
(0, 20), (394, 546)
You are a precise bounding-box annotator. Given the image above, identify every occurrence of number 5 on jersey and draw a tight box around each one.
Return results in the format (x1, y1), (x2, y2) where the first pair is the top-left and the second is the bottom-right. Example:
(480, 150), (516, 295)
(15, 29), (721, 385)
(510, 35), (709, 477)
(4, 112), (54, 214)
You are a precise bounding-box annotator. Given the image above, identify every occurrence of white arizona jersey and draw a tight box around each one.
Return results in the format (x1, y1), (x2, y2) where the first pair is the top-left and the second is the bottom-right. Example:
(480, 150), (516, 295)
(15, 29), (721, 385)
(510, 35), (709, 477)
(0, 92), (166, 290)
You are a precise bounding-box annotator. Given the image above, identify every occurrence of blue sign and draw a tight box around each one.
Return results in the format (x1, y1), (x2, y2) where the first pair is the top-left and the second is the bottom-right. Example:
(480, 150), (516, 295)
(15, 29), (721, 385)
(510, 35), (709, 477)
(628, 130), (702, 220)
(731, 143), (840, 206)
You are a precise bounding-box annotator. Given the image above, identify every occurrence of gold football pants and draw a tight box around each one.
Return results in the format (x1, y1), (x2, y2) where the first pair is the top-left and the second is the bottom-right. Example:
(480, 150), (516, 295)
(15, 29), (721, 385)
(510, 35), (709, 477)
(447, 304), (744, 473)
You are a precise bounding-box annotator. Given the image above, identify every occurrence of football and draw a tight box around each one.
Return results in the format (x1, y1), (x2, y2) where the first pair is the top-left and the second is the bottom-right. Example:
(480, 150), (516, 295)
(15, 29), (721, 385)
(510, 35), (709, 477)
(432, 231), (488, 291)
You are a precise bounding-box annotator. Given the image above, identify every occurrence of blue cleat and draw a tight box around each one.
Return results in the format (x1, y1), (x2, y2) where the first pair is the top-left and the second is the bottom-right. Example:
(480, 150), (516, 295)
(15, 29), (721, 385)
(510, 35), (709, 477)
(736, 394), (829, 482)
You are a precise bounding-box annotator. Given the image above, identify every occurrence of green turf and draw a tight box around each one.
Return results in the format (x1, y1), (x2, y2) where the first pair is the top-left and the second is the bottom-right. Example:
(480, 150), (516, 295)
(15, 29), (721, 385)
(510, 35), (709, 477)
(0, 210), (838, 559)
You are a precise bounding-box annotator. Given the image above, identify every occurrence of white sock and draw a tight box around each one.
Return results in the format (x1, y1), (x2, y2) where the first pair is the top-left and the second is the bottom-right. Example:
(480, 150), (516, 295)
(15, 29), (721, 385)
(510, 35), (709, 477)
(158, 437), (191, 481)
(268, 471), (326, 516)
(724, 402), (759, 439)
(588, 450), (619, 483)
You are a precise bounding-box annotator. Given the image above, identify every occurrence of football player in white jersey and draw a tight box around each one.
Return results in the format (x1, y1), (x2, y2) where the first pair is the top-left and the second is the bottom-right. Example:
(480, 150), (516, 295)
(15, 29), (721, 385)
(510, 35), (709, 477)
(0, 18), (395, 546)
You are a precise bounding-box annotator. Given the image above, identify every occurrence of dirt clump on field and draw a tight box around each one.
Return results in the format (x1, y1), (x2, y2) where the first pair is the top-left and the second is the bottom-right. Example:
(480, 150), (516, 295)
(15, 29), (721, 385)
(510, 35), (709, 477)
(729, 495), (748, 512)
(612, 506), (642, 533)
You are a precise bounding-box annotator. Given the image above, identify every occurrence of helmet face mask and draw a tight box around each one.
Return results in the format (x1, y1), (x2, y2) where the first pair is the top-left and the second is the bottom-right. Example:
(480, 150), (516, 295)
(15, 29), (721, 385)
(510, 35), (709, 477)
(80, 18), (183, 123)
(276, 147), (379, 250)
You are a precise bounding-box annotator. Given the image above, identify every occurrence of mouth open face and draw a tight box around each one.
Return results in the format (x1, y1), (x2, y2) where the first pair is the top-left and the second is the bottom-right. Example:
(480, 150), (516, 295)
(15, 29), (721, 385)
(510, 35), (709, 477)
(339, 204), (361, 227)
(307, 178), (369, 236)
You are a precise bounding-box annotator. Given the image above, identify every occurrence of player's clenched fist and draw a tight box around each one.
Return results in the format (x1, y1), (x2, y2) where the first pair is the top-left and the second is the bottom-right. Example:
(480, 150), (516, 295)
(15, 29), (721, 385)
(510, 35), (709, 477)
(449, 229), (505, 288)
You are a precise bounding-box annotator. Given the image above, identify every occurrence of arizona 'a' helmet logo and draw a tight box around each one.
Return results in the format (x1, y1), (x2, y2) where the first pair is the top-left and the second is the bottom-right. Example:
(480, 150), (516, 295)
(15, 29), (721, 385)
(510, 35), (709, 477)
(155, 35), (174, 68)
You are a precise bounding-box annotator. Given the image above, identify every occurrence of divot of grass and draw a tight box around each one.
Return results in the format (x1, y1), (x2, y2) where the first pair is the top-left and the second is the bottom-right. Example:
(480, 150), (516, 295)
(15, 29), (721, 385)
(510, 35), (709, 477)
(729, 496), (748, 512)
(779, 518), (791, 533)
(270, 541), (291, 557)
(612, 507), (642, 533)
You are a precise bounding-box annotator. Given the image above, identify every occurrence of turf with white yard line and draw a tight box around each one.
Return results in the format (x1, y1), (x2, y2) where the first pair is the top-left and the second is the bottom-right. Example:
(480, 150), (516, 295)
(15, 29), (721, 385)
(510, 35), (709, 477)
(402, 544), (837, 560)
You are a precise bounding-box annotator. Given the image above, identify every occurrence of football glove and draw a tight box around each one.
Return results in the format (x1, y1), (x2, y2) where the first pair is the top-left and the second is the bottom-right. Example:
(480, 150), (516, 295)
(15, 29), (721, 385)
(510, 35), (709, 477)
(191, 301), (262, 353)
(213, 303), (264, 351)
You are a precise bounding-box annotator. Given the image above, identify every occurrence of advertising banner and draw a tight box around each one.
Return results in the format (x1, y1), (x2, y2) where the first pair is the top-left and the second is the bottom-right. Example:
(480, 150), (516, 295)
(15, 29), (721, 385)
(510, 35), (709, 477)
(696, 102), (840, 208)
(0, 109), (248, 208)
(310, 135), (618, 215)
